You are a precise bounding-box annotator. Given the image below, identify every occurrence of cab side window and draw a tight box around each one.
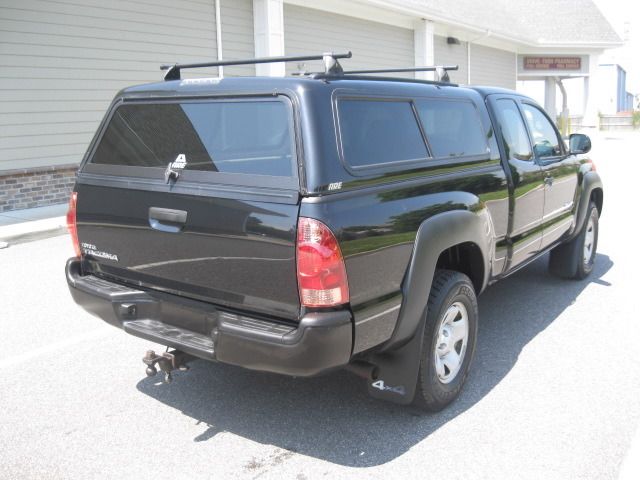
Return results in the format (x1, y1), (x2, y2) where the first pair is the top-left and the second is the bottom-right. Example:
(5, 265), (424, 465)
(494, 99), (532, 161)
(521, 103), (563, 159)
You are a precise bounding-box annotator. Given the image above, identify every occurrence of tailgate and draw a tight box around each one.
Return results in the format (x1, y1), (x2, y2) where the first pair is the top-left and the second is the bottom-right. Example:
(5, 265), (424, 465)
(75, 95), (301, 320)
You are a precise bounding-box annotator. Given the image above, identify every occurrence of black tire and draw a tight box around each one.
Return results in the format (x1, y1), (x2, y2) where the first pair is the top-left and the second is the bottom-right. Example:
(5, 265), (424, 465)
(549, 202), (599, 280)
(412, 269), (478, 412)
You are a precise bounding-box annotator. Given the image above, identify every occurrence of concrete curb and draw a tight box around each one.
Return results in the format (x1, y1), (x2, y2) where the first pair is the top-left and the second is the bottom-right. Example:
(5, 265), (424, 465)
(0, 216), (67, 247)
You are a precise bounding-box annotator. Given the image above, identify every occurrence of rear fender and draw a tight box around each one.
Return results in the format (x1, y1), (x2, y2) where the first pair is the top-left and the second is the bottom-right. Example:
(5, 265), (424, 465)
(570, 170), (603, 239)
(365, 208), (491, 404)
(548, 170), (602, 278)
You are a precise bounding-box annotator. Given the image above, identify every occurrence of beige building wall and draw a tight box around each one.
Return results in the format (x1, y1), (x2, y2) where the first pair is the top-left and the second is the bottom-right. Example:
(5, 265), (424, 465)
(283, 4), (414, 76)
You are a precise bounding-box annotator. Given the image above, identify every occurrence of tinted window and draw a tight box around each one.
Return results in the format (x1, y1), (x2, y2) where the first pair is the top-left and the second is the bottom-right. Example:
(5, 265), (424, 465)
(415, 100), (488, 157)
(521, 104), (563, 159)
(90, 100), (294, 177)
(494, 99), (533, 161)
(338, 99), (428, 168)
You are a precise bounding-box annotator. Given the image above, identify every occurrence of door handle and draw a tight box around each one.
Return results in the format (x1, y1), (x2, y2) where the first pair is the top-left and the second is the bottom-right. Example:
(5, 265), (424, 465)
(148, 207), (187, 233)
(544, 176), (554, 186)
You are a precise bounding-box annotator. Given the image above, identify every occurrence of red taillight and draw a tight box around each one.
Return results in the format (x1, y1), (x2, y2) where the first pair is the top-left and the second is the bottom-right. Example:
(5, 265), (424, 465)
(296, 217), (349, 307)
(67, 192), (81, 258)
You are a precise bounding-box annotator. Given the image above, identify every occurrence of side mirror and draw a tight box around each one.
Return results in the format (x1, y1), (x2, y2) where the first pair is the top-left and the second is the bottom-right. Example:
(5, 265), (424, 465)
(569, 133), (591, 154)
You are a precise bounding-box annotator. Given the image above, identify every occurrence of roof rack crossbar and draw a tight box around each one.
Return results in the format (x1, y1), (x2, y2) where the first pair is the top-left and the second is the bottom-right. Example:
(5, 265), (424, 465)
(161, 51), (352, 80)
(310, 73), (458, 88)
(342, 65), (459, 82)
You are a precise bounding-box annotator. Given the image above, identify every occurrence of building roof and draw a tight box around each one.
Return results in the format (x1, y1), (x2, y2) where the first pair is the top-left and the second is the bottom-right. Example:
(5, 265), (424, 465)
(378, 0), (622, 47)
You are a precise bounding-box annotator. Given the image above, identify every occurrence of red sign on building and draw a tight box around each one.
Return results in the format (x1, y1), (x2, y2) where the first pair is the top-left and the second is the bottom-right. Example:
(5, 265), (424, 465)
(523, 57), (582, 70)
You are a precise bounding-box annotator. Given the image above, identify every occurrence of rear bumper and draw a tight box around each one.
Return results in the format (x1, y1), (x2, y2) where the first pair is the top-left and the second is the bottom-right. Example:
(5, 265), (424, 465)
(65, 258), (353, 376)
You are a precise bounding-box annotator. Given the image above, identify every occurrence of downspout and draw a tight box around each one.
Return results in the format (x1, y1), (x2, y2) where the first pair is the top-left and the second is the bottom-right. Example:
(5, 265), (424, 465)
(467, 30), (491, 85)
(215, 0), (224, 77)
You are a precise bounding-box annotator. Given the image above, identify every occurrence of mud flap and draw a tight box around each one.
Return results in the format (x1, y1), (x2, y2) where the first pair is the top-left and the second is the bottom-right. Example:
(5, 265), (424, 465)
(365, 319), (426, 405)
(548, 238), (580, 278)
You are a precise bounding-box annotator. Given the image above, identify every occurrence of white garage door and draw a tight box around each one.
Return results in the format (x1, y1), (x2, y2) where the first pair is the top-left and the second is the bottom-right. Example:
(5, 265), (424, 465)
(470, 44), (516, 89)
(0, 0), (253, 172)
(434, 36), (516, 89)
(284, 4), (414, 76)
(220, 0), (255, 77)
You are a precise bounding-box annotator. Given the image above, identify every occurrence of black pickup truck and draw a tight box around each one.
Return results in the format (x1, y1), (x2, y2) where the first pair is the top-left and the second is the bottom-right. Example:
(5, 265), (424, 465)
(65, 53), (602, 411)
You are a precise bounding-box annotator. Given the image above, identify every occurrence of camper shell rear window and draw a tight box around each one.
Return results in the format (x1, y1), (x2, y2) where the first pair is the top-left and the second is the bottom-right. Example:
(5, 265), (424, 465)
(83, 96), (298, 188)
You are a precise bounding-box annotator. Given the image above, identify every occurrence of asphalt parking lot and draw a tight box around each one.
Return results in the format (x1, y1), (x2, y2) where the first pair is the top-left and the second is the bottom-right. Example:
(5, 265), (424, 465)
(1, 132), (639, 480)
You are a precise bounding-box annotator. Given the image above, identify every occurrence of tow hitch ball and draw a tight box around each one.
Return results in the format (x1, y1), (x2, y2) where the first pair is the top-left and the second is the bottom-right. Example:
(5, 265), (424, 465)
(142, 349), (192, 383)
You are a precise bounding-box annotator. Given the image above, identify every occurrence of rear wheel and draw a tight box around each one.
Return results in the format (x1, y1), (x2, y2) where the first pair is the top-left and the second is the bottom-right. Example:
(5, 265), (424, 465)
(412, 270), (478, 411)
(549, 202), (599, 279)
(577, 204), (599, 278)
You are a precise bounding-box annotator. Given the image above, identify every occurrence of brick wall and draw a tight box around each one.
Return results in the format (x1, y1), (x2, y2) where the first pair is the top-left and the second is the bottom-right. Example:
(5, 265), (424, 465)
(0, 165), (77, 212)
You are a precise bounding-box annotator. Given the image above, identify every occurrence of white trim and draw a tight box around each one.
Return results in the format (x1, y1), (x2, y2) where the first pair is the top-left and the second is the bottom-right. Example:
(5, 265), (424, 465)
(253, 0), (285, 76)
(517, 46), (607, 55)
(582, 53), (602, 128)
(414, 19), (435, 80)
(536, 41), (622, 48)
(215, 0), (224, 77)
(284, 0), (416, 29)
(544, 76), (557, 118)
